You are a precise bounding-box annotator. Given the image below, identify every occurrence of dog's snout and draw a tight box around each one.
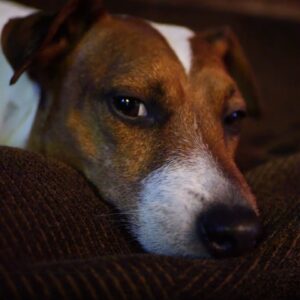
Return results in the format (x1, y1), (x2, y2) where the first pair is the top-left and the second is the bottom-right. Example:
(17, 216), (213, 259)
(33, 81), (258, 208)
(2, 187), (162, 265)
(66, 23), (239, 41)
(197, 204), (262, 258)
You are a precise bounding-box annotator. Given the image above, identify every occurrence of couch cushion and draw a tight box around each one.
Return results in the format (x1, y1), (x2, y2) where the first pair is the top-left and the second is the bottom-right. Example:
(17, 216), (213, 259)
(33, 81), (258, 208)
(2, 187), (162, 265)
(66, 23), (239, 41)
(0, 146), (141, 265)
(0, 146), (299, 299)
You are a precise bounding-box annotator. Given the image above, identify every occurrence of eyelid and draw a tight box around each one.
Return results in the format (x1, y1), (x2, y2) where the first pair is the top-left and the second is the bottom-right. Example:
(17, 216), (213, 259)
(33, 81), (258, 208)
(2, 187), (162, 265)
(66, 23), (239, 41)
(223, 90), (247, 115)
(108, 86), (147, 102)
(226, 86), (237, 100)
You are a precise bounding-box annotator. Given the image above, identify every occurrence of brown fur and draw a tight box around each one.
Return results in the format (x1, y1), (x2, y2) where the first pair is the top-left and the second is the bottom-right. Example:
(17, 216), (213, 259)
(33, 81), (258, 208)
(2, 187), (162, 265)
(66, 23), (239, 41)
(2, 0), (260, 230)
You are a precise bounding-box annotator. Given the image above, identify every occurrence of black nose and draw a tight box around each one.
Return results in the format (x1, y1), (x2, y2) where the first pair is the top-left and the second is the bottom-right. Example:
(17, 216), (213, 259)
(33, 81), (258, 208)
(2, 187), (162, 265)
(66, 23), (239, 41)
(197, 205), (262, 258)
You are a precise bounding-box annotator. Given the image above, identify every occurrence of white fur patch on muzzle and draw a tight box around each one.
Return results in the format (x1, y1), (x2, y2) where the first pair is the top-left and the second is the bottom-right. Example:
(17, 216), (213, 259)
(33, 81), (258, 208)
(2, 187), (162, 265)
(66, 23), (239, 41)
(134, 154), (245, 257)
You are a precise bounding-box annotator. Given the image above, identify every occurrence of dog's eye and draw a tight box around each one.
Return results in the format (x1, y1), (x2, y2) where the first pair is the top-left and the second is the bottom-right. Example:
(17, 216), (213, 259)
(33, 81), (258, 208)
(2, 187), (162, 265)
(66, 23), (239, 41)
(224, 110), (246, 125)
(224, 110), (247, 134)
(112, 96), (148, 118)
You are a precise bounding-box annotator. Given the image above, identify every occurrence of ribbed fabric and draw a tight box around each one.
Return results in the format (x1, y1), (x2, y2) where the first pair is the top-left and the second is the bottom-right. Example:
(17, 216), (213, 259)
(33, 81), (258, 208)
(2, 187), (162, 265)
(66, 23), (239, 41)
(0, 147), (141, 264)
(0, 147), (299, 299)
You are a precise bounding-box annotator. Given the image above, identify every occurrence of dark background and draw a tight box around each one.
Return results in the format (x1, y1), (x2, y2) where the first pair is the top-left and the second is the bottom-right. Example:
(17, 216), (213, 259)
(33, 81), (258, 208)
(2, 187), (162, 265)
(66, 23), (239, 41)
(11, 0), (300, 170)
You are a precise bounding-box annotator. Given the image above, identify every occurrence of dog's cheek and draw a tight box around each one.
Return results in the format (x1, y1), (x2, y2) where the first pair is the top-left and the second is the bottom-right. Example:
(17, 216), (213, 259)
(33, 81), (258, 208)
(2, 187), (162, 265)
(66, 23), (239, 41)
(105, 119), (160, 181)
(67, 110), (99, 158)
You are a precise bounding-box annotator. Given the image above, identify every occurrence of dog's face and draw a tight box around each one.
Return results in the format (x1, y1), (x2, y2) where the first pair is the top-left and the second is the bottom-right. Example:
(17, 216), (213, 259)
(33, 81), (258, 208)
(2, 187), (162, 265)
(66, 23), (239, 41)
(2, 0), (261, 257)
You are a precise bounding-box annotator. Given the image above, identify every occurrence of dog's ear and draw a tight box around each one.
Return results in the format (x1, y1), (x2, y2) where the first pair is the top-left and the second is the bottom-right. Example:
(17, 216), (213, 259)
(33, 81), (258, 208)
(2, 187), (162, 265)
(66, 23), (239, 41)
(1, 0), (106, 85)
(202, 27), (261, 117)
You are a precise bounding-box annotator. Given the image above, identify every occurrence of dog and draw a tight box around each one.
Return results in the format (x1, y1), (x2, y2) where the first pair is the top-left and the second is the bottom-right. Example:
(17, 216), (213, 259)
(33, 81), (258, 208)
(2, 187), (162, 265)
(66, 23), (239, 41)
(0, 0), (262, 258)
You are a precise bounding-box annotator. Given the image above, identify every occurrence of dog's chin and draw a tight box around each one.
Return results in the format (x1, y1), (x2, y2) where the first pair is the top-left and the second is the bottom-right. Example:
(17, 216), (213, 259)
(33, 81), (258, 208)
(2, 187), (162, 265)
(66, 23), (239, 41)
(131, 195), (210, 258)
(133, 224), (210, 258)
(139, 240), (210, 259)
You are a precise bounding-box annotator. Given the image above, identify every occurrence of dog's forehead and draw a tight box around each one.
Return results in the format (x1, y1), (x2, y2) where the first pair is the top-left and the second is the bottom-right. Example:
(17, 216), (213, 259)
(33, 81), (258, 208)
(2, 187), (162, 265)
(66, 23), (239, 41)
(79, 15), (232, 109)
(91, 16), (199, 76)
(148, 21), (195, 75)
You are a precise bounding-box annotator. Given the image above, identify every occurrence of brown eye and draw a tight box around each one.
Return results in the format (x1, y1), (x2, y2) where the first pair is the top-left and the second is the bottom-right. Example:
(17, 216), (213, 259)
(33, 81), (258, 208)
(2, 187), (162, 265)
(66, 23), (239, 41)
(224, 110), (247, 134)
(112, 96), (148, 118)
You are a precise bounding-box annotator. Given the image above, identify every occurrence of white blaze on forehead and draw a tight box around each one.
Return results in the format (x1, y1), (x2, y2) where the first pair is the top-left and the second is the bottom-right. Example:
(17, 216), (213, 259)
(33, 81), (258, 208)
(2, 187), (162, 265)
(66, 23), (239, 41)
(149, 21), (195, 75)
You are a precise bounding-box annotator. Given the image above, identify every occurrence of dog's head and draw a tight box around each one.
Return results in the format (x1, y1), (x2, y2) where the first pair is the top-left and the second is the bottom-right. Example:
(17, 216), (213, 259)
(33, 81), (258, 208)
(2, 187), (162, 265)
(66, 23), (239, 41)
(2, 0), (262, 258)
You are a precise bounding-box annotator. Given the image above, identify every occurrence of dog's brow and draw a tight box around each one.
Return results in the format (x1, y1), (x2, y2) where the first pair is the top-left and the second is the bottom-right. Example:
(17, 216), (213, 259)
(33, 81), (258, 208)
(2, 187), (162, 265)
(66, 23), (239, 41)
(149, 21), (195, 75)
(225, 85), (237, 100)
(224, 85), (246, 108)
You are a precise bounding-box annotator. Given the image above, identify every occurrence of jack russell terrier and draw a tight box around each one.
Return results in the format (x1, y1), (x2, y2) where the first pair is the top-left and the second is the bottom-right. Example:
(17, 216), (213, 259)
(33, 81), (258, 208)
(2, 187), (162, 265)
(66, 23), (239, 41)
(0, 0), (262, 258)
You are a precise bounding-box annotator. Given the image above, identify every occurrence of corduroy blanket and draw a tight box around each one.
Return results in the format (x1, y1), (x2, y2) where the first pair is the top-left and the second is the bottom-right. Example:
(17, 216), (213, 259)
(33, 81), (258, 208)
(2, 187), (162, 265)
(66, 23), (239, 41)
(0, 146), (299, 299)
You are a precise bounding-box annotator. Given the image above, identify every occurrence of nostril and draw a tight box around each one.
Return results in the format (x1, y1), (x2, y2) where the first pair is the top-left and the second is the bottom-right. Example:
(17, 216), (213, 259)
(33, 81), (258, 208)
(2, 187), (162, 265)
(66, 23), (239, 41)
(197, 204), (262, 258)
(203, 227), (236, 254)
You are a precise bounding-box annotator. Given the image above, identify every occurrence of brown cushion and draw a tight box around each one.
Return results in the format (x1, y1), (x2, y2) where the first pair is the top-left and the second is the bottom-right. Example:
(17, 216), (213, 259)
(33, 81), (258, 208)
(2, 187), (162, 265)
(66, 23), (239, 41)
(0, 146), (299, 299)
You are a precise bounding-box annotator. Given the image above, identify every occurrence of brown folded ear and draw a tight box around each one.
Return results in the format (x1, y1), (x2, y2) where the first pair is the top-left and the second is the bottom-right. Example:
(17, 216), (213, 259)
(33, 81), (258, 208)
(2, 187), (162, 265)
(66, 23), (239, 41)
(202, 27), (261, 118)
(1, 0), (106, 85)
